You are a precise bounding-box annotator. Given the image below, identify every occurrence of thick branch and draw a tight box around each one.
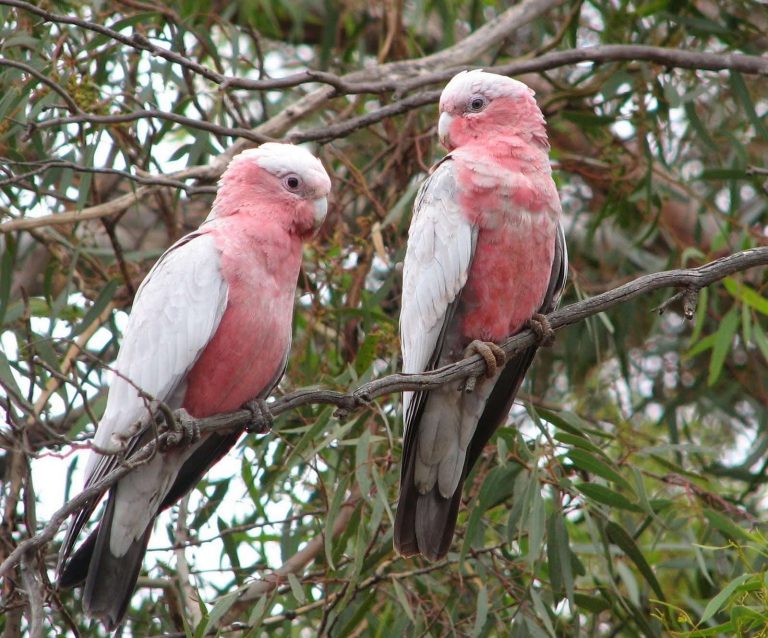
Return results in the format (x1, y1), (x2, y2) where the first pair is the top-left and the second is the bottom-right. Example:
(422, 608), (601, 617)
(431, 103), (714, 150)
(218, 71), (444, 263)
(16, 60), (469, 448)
(1, 246), (766, 578)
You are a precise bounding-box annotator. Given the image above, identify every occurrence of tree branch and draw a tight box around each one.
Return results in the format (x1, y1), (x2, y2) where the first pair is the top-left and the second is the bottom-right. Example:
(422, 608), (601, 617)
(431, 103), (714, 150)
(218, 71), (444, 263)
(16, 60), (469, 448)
(4, 0), (765, 237)
(1, 246), (766, 579)
(27, 109), (274, 145)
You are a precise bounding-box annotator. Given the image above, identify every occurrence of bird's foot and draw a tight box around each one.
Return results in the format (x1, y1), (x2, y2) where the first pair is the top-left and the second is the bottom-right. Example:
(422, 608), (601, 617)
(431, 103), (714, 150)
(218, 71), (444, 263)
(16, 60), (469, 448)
(461, 340), (506, 393)
(160, 408), (200, 451)
(528, 313), (555, 347)
(243, 399), (273, 434)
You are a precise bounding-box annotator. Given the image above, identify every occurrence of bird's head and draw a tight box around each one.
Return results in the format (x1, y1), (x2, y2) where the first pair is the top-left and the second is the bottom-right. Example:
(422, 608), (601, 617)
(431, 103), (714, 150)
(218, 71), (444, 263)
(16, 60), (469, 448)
(437, 70), (548, 152)
(213, 143), (331, 235)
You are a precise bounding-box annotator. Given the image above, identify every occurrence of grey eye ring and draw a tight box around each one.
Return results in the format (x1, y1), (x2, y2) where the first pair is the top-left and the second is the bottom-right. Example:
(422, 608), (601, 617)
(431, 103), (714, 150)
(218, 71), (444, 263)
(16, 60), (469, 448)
(284, 174), (301, 190)
(468, 95), (487, 112)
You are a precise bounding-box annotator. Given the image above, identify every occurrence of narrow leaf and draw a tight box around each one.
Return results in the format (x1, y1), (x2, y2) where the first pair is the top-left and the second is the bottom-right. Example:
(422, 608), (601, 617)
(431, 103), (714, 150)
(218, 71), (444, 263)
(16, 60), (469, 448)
(566, 449), (632, 491)
(700, 573), (751, 623)
(471, 583), (489, 638)
(577, 483), (642, 512)
(708, 307), (738, 385)
(605, 521), (664, 600)
(724, 278), (768, 316)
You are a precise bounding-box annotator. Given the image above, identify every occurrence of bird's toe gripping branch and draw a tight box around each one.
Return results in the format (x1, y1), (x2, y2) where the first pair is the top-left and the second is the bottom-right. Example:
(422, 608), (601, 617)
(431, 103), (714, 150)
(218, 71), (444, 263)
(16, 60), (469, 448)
(462, 340), (507, 393)
(527, 313), (556, 347)
(243, 399), (274, 434)
(160, 408), (201, 451)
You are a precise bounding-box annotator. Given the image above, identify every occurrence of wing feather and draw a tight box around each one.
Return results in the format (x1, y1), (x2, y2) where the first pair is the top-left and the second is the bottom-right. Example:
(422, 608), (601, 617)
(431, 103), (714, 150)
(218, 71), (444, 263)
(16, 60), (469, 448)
(400, 158), (477, 420)
(61, 231), (228, 565)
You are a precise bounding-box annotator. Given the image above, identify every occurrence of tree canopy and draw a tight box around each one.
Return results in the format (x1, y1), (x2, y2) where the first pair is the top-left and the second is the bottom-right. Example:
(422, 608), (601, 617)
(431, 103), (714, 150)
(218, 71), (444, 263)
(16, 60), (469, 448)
(1, 0), (767, 636)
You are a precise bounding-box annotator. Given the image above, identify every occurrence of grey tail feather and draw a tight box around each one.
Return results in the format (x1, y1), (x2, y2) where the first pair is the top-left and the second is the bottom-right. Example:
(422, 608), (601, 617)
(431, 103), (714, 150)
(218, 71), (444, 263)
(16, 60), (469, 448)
(394, 441), (463, 561)
(81, 491), (153, 631)
(395, 348), (538, 561)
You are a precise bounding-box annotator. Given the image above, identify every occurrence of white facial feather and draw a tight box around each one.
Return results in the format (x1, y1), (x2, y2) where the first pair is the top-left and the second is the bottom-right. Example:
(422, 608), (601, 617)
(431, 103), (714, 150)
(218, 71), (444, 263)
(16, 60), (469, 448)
(440, 69), (535, 109)
(230, 143), (331, 194)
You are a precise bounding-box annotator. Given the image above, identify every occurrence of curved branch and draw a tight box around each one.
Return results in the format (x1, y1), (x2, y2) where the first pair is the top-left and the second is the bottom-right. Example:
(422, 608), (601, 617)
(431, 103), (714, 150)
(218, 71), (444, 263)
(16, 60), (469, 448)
(1, 245), (766, 578)
(28, 109), (274, 145)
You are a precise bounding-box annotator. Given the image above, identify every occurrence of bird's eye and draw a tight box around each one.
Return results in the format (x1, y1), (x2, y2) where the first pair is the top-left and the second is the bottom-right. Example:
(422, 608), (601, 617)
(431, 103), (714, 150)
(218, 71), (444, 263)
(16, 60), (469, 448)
(468, 95), (487, 112)
(283, 174), (301, 191)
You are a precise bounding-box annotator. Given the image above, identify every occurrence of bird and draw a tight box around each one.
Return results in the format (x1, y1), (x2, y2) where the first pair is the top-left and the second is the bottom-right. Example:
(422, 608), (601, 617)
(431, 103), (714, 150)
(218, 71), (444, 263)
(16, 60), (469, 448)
(394, 70), (568, 561)
(57, 143), (332, 629)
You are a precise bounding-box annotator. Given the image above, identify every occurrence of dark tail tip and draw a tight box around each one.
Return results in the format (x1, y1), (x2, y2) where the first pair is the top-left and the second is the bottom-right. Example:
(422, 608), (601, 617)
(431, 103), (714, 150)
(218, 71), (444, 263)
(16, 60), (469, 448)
(394, 456), (462, 561)
(60, 491), (153, 631)
(58, 527), (98, 589)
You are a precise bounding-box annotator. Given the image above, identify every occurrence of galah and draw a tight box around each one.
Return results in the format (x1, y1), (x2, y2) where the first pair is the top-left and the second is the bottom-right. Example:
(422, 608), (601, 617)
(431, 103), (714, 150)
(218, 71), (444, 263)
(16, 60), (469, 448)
(395, 70), (568, 561)
(57, 143), (331, 629)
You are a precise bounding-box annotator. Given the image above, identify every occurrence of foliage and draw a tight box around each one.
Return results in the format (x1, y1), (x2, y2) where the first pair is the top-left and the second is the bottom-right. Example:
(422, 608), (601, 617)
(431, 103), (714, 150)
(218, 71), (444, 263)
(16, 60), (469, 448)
(1, 0), (767, 636)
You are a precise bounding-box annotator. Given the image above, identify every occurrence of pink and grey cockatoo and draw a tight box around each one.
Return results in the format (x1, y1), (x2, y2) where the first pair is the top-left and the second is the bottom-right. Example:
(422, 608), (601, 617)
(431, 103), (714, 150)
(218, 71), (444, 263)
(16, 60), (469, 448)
(57, 143), (331, 629)
(394, 70), (567, 561)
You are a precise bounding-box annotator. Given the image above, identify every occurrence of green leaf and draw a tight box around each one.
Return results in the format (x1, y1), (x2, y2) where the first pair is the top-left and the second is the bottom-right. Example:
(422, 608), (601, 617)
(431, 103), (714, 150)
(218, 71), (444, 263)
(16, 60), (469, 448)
(729, 71), (768, 141)
(287, 572), (306, 604)
(218, 517), (243, 584)
(526, 477), (545, 564)
(391, 578), (415, 623)
(354, 330), (379, 376)
(741, 301), (753, 345)
(555, 432), (608, 457)
(704, 509), (755, 543)
(730, 605), (768, 623)
(566, 449), (632, 491)
(68, 279), (117, 338)
(687, 332), (717, 358)
(529, 586), (557, 637)
(198, 588), (240, 635)
(0, 350), (22, 401)
(708, 306), (738, 385)
(471, 583), (488, 638)
(462, 463), (521, 561)
(605, 522), (665, 601)
(753, 320), (768, 363)
(684, 101), (718, 151)
(574, 593), (611, 613)
(577, 483), (643, 512)
(354, 426), (372, 500)
(324, 473), (350, 570)
(547, 510), (575, 605)
(700, 573), (752, 623)
(723, 278), (768, 315)
(700, 168), (748, 180)
(0, 234), (15, 326)
(540, 408), (612, 439)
